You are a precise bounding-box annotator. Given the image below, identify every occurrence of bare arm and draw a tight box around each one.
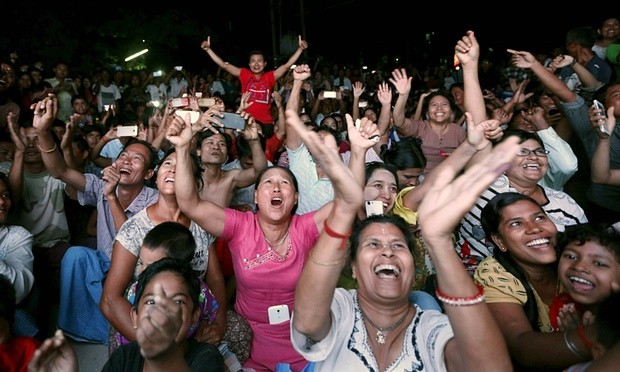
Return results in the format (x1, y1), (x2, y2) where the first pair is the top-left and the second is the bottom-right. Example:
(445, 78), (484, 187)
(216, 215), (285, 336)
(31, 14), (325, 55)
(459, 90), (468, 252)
(7, 113), (25, 202)
(232, 113), (267, 189)
(456, 30), (486, 125)
(507, 49), (577, 103)
(351, 81), (365, 122)
(413, 91), (432, 121)
(273, 35), (308, 80)
(285, 64), (312, 150)
(200, 36), (241, 77)
(418, 135), (519, 372)
(290, 107), (363, 341)
(388, 68), (414, 137)
(166, 113), (226, 236)
(100, 242), (139, 341)
(592, 106), (619, 185)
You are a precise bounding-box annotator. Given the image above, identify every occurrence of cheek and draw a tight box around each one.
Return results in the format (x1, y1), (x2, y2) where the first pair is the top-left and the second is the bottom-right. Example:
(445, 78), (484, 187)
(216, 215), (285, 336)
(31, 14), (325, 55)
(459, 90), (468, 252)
(364, 187), (380, 200)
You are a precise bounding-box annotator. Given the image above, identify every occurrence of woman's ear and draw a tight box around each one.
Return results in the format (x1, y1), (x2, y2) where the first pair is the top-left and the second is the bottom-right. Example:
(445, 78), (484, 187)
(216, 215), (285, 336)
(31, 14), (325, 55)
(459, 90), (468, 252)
(491, 234), (507, 252)
(130, 306), (139, 329)
(191, 304), (201, 325)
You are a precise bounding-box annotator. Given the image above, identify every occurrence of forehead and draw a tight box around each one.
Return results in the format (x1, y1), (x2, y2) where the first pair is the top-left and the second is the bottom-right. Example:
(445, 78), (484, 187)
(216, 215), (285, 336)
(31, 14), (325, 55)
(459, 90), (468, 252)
(124, 143), (150, 157)
(367, 168), (396, 182)
(429, 95), (449, 104)
(521, 139), (542, 148)
(500, 200), (542, 220)
(361, 222), (405, 239)
(261, 168), (293, 182)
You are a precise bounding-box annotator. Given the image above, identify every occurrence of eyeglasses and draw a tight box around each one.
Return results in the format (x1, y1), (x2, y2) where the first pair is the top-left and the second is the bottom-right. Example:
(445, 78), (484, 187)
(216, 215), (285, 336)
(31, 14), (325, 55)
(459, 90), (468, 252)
(517, 148), (549, 157)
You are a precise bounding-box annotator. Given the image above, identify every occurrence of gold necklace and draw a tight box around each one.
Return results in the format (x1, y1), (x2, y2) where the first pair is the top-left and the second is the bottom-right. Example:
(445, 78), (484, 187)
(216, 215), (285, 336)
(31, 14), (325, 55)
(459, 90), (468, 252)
(264, 229), (289, 247)
(359, 305), (410, 345)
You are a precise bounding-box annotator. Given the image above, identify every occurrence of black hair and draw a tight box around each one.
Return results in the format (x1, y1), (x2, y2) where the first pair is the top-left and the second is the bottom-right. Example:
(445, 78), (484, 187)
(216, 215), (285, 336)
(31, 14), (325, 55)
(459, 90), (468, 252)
(556, 224), (620, 264)
(142, 222), (197, 265)
(364, 161), (399, 190)
(254, 165), (299, 215)
(121, 138), (158, 171)
(196, 129), (232, 154)
(421, 90), (459, 119)
(348, 214), (415, 262)
(381, 137), (427, 171)
(481, 192), (550, 330)
(310, 125), (341, 146)
(82, 124), (105, 136)
(134, 258), (201, 313)
(498, 129), (545, 149)
(155, 147), (204, 191)
(236, 134), (265, 161)
(565, 26), (596, 48)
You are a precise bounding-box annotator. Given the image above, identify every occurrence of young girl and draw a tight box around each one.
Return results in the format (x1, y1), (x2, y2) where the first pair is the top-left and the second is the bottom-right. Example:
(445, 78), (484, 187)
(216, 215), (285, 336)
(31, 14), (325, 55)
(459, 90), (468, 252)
(551, 225), (620, 333)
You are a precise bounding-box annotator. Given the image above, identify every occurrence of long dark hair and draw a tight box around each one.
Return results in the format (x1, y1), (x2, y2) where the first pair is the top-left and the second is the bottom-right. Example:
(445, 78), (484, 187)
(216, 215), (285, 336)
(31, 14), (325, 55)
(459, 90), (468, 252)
(481, 192), (551, 330)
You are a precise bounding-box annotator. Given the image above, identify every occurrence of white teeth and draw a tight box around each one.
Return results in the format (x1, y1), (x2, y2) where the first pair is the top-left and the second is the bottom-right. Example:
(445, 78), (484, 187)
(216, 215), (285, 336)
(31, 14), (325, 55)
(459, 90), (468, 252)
(570, 276), (593, 286)
(526, 238), (549, 247)
(164, 177), (174, 182)
(272, 197), (282, 202)
(523, 164), (540, 169)
(374, 264), (400, 276)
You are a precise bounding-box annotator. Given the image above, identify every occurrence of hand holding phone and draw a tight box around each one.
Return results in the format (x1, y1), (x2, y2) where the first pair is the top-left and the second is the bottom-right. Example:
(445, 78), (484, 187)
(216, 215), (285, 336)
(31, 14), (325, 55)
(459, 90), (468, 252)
(218, 112), (246, 130)
(176, 110), (200, 124)
(116, 125), (138, 137)
(593, 100), (611, 138)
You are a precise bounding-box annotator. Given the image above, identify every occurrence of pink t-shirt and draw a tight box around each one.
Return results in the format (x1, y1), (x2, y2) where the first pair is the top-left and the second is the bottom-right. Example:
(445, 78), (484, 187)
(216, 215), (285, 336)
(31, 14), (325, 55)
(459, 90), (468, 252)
(221, 209), (319, 371)
(239, 69), (276, 124)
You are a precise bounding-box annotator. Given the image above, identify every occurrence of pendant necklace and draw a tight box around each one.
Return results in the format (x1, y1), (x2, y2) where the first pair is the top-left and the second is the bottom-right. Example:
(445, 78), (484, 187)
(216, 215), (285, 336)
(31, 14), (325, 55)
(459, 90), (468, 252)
(359, 305), (410, 345)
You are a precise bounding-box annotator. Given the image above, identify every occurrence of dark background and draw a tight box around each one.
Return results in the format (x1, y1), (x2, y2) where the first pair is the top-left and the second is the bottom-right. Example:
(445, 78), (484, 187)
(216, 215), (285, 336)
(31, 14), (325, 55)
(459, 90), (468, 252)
(0, 2), (606, 76)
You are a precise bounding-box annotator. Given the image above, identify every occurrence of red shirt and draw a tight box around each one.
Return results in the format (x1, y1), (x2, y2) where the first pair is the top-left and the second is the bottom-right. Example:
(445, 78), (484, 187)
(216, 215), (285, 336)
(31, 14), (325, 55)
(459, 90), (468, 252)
(0, 336), (41, 372)
(239, 69), (276, 124)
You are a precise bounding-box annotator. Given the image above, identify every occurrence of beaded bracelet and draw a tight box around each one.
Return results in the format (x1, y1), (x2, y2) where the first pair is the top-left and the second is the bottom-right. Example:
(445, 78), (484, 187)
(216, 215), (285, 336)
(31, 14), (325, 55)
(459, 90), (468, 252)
(435, 284), (485, 306)
(323, 220), (351, 250)
(38, 143), (57, 154)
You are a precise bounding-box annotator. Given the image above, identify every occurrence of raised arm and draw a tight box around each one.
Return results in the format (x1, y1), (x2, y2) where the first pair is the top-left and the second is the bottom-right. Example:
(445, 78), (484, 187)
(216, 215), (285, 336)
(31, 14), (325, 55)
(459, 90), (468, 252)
(351, 81), (365, 122)
(507, 49), (577, 103)
(389, 68), (413, 136)
(231, 112), (268, 189)
(200, 36), (241, 77)
(456, 30), (487, 125)
(591, 106), (619, 185)
(417, 134), (518, 372)
(7, 112), (25, 202)
(273, 35), (309, 80)
(285, 64), (312, 150)
(31, 96), (88, 191)
(290, 107), (364, 341)
(167, 113), (226, 236)
(413, 90), (432, 121)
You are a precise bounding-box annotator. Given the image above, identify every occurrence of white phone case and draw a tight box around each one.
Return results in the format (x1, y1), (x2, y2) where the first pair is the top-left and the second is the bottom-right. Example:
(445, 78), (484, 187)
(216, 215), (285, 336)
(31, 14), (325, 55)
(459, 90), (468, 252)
(365, 200), (384, 217)
(268, 304), (290, 324)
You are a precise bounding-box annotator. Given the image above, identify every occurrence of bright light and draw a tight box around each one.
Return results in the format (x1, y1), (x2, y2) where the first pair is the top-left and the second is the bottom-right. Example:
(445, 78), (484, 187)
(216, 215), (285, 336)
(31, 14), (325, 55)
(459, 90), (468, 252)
(125, 48), (149, 62)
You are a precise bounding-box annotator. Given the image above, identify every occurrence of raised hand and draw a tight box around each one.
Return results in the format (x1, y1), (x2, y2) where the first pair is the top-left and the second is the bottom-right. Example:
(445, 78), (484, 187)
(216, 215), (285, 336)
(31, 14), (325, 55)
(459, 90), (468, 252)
(352, 81), (365, 98)
(200, 36), (211, 52)
(292, 64), (311, 81)
(377, 82), (392, 105)
(136, 282), (183, 359)
(455, 30), (479, 67)
(31, 94), (58, 132)
(297, 35), (309, 50)
(389, 68), (412, 95)
(28, 329), (78, 372)
(165, 113), (193, 148)
(506, 49), (537, 69)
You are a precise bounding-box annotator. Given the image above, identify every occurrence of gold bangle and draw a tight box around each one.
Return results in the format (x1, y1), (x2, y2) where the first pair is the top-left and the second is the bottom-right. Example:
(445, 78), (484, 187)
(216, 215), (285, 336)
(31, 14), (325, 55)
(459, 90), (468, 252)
(309, 250), (345, 267)
(38, 143), (57, 153)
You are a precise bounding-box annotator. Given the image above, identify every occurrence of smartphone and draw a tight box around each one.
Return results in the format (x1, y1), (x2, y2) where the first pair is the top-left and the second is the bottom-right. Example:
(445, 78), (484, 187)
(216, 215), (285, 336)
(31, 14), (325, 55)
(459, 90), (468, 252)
(198, 98), (216, 108)
(267, 305), (290, 325)
(593, 100), (611, 138)
(195, 92), (203, 98)
(152, 71), (163, 77)
(365, 200), (384, 217)
(359, 100), (368, 108)
(116, 125), (138, 137)
(176, 109), (200, 124)
(323, 91), (337, 99)
(219, 112), (246, 130)
(175, 66), (183, 71)
(171, 97), (189, 108)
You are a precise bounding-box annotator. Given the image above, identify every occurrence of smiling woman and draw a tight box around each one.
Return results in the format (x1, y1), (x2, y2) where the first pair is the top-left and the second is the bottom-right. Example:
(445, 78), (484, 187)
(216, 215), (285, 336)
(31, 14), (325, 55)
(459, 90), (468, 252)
(456, 129), (588, 275)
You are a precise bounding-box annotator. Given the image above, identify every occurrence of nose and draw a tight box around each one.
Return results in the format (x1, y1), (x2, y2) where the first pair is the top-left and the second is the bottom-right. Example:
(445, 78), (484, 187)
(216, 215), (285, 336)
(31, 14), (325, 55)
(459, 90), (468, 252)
(524, 221), (543, 234)
(380, 243), (395, 257)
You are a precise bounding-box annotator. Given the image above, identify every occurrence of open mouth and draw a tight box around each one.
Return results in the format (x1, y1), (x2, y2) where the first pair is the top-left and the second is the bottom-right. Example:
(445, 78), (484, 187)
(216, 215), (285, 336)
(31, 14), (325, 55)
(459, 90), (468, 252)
(271, 197), (283, 206)
(374, 264), (400, 278)
(526, 238), (550, 247)
(568, 276), (594, 291)
(164, 176), (174, 183)
(119, 168), (131, 175)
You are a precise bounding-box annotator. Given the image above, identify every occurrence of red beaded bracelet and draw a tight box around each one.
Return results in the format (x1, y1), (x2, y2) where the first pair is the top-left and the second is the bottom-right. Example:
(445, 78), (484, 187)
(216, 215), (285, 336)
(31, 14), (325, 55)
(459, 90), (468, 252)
(323, 220), (351, 250)
(435, 284), (485, 306)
